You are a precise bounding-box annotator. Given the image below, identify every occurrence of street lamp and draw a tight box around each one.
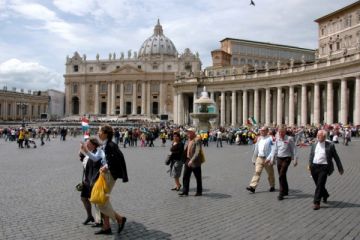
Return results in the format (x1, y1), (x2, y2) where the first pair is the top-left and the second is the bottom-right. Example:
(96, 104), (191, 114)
(17, 102), (28, 127)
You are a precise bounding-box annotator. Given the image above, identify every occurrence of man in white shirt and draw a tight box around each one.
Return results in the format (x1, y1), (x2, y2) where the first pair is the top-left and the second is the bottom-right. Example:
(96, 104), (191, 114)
(246, 126), (275, 193)
(309, 130), (344, 210)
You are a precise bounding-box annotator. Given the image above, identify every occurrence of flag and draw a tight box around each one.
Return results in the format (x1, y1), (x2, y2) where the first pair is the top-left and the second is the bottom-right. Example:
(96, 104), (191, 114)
(247, 117), (257, 126)
(81, 117), (89, 131)
(81, 116), (90, 140)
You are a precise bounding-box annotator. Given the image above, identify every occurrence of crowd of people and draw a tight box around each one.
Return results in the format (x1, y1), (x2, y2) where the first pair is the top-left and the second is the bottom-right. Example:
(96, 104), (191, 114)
(0, 121), (357, 236)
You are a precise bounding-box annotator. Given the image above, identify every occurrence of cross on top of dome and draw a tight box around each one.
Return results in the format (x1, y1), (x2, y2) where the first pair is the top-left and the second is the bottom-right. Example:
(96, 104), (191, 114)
(153, 19), (163, 36)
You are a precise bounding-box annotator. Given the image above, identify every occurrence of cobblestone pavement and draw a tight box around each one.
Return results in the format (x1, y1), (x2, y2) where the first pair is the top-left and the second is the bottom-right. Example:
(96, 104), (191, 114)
(0, 137), (359, 240)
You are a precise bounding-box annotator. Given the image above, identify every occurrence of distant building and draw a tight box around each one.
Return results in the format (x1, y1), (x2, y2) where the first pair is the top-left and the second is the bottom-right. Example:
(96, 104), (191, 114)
(64, 20), (201, 120)
(315, 0), (360, 59)
(46, 89), (65, 120)
(210, 38), (315, 69)
(0, 87), (49, 121)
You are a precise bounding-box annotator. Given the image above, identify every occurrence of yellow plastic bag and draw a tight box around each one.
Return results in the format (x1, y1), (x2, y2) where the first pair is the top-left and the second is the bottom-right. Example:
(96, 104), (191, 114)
(90, 172), (109, 206)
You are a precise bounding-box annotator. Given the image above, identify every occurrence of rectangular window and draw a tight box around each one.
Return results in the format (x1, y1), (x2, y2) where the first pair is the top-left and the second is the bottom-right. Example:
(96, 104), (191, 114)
(125, 83), (132, 93)
(116, 84), (120, 93)
(72, 84), (78, 94)
(151, 84), (160, 93)
(73, 65), (79, 72)
(89, 66), (93, 72)
(100, 83), (107, 93)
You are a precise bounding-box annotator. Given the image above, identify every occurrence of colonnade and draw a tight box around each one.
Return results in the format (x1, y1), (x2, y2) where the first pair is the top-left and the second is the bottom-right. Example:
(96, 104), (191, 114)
(0, 99), (47, 120)
(175, 76), (360, 126)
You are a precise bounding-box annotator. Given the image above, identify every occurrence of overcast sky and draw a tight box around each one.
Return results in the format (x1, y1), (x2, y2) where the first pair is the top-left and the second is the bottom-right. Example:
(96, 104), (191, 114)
(0, 0), (356, 92)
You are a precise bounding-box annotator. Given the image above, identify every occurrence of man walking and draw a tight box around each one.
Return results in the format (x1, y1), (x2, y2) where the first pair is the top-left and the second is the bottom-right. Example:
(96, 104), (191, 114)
(272, 127), (297, 200)
(309, 130), (344, 210)
(246, 126), (275, 193)
(179, 128), (203, 196)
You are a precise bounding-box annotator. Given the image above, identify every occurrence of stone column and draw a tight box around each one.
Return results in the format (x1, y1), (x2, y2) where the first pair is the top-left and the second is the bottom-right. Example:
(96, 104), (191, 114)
(314, 82), (320, 125)
(107, 83), (111, 115)
(141, 82), (146, 115)
(147, 82), (151, 116)
(242, 89), (248, 125)
(178, 93), (183, 125)
(231, 90), (236, 126)
(301, 84), (307, 126)
(94, 83), (99, 115)
(277, 87), (283, 125)
(111, 82), (116, 115)
(326, 81), (333, 124)
(132, 82), (137, 115)
(254, 89), (259, 125)
(220, 91), (225, 126)
(119, 82), (124, 115)
(3, 100), (7, 120)
(80, 83), (86, 115)
(173, 93), (178, 123)
(289, 86), (295, 126)
(65, 84), (71, 115)
(159, 82), (164, 115)
(340, 78), (348, 124)
(265, 88), (271, 126)
(226, 93), (231, 125)
(355, 76), (360, 125)
(284, 88), (289, 125)
(193, 91), (197, 113)
(210, 91), (214, 101)
(237, 92), (243, 125)
(248, 90), (254, 118)
(260, 90), (265, 124)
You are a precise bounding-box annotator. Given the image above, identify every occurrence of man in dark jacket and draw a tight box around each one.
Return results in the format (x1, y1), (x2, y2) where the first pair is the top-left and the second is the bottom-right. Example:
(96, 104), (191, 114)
(309, 130), (344, 210)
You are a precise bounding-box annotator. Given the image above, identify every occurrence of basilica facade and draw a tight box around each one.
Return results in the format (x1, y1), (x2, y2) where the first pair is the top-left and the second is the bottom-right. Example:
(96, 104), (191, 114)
(64, 20), (201, 120)
(173, 1), (360, 127)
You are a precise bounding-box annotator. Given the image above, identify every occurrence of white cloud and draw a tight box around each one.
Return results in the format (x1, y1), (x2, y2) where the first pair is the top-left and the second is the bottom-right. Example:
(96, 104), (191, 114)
(9, 1), (57, 21)
(52, 0), (97, 16)
(0, 58), (64, 91)
(8, 1), (88, 44)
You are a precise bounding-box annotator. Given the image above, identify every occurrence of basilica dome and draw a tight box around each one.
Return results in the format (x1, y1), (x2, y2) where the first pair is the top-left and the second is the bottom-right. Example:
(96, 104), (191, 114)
(138, 20), (178, 58)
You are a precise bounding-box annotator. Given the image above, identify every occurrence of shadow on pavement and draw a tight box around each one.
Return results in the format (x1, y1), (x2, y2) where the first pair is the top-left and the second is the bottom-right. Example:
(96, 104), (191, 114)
(202, 192), (232, 199)
(322, 201), (360, 208)
(113, 221), (172, 240)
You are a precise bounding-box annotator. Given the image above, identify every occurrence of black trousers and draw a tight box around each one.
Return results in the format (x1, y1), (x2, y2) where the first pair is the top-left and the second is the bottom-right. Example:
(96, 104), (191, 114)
(182, 164), (202, 194)
(277, 157), (291, 195)
(310, 164), (329, 204)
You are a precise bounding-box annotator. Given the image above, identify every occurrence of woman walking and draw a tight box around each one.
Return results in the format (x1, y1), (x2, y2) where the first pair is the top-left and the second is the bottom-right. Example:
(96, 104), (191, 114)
(80, 137), (106, 227)
(168, 132), (184, 191)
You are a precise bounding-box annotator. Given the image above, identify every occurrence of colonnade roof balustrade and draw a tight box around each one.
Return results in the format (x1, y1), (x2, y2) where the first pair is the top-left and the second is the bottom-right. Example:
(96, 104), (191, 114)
(174, 52), (360, 87)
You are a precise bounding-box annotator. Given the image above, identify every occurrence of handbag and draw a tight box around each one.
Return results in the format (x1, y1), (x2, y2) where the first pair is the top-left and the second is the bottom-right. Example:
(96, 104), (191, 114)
(198, 148), (206, 164)
(90, 172), (109, 206)
(75, 170), (85, 192)
(165, 153), (172, 165)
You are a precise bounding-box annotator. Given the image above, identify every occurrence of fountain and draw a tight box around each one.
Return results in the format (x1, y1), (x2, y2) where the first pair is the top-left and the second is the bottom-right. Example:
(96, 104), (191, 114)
(190, 87), (218, 132)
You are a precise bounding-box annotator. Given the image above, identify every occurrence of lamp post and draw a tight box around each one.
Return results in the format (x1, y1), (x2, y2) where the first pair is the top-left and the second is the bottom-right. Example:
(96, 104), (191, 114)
(17, 102), (27, 127)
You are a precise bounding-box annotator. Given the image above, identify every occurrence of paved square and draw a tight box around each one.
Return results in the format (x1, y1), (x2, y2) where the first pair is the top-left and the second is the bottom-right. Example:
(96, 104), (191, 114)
(0, 137), (359, 240)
